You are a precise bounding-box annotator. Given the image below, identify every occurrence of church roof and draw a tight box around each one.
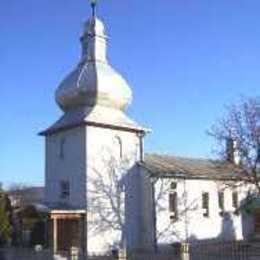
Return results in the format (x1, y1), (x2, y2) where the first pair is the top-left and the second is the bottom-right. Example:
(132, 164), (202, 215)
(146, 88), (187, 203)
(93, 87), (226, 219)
(41, 3), (147, 135)
(55, 10), (132, 112)
(40, 106), (147, 135)
(140, 153), (246, 180)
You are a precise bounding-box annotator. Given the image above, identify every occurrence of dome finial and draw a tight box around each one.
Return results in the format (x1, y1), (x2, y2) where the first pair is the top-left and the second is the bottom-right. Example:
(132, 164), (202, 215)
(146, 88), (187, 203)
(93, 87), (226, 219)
(90, 0), (97, 17)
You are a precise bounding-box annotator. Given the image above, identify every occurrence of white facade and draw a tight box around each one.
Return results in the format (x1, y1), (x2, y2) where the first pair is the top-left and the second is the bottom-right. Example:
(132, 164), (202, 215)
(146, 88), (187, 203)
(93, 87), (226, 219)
(154, 178), (254, 245)
(86, 124), (141, 253)
(123, 167), (256, 253)
(44, 121), (143, 253)
(45, 127), (86, 208)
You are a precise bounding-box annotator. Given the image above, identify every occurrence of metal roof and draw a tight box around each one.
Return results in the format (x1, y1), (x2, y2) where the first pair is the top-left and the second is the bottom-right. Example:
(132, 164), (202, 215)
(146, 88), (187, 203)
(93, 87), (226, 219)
(140, 153), (245, 180)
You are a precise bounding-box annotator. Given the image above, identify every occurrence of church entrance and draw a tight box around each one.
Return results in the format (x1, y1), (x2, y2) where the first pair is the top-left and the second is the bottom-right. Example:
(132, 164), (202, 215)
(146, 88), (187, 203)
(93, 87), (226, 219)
(48, 210), (86, 255)
(57, 219), (79, 251)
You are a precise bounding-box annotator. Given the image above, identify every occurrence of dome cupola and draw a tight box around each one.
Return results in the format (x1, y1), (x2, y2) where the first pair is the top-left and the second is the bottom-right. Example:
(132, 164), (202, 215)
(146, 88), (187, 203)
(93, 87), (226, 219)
(55, 2), (132, 112)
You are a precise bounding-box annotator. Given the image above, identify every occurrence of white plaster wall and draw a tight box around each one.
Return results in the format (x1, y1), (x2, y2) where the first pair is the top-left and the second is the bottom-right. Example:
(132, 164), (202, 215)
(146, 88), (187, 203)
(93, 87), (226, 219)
(124, 165), (142, 251)
(45, 121), (142, 254)
(45, 127), (86, 208)
(125, 167), (155, 253)
(154, 178), (255, 245)
(85, 125), (141, 254)
(137, 168), (156, 250)
(86, 125), (140, 167)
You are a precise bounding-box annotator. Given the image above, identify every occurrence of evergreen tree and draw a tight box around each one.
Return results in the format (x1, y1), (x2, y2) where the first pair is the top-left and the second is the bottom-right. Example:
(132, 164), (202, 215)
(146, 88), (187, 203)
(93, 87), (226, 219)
(0, 190), (12, 246)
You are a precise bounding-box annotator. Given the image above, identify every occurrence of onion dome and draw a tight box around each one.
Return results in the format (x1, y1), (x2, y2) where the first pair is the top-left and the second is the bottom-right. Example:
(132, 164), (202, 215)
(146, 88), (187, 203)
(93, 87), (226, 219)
(55, 5), (132, 112)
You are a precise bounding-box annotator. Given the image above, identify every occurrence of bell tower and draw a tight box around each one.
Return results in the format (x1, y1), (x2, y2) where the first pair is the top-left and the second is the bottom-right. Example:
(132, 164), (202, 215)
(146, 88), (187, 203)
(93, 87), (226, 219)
(40, 0), (147, 254)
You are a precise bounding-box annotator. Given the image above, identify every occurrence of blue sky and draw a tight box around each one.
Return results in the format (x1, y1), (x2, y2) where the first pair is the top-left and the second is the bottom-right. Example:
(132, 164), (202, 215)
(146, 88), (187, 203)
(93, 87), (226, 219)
(0, 0), (259, 187)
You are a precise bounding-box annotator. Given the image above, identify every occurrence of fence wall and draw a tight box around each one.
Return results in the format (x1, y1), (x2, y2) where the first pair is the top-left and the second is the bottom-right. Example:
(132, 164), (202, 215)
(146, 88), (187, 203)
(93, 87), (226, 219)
(2, 242), (260, 260)
(189, 240), (260, 260)
(0, 248), (179, 260)
(128, 252), (178, 260)
(0, 248), (53, 260)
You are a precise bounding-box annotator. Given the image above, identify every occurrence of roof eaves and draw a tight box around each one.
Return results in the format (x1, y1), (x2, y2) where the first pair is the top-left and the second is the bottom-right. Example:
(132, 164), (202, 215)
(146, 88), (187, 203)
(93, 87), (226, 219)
(138, 162), (248, 181)
(39, 120), (148, 136)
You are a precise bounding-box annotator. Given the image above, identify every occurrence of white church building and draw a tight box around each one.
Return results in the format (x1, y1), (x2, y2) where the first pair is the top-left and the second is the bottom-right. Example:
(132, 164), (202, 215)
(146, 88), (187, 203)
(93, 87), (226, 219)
(40, 2), (258, 256)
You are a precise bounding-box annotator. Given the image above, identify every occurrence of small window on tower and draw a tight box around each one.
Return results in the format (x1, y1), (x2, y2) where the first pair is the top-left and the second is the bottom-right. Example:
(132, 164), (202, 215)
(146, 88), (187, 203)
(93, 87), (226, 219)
(60, 138), (66, 159)
(60, 181), (70, 200)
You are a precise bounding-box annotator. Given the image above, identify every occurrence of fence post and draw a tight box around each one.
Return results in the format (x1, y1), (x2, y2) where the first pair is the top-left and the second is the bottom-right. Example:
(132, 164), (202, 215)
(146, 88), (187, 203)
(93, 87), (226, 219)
(70, 246), (79, 260)
(118, 249), (127, 260)
(180, 242), (190, 260)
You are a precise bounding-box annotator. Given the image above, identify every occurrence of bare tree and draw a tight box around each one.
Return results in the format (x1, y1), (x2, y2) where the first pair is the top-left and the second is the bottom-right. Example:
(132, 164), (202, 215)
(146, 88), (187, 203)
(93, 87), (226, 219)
(87, 155), (200, 250)
(87, 155), (130, 250)
(154, 178), (198, 243)
(208, 97), (260, 191)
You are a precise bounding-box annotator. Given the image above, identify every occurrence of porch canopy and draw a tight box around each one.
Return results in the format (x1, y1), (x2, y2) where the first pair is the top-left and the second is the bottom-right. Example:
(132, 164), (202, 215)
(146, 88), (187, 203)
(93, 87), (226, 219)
(48, 209), (86, 255)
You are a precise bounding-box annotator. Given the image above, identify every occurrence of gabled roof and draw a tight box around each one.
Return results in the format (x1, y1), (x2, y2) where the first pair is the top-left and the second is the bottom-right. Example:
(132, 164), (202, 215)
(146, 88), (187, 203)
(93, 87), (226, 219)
(140, 153), (246, 180)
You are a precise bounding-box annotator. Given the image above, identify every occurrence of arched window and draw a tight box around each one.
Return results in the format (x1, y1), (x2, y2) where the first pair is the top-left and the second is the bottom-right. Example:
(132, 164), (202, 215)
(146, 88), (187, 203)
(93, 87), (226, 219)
(114, 136), (123, 159)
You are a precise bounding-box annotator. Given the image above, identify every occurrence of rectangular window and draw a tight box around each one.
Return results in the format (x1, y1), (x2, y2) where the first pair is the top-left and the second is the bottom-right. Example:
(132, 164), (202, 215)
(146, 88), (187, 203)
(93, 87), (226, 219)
(60, 181), (70, 199)
(232, 191), (238, 209)
(218, 192), (224, 209)
(202, 192), (209, 217)
(218, 192), (225, 217)
(169, 192), (178, 220)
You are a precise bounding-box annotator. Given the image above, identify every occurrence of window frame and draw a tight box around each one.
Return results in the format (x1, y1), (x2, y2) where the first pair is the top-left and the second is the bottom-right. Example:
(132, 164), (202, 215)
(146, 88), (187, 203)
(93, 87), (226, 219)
(169, 192), (178, 221)
(114, 136), (123, 159)
(170, 182), (177, 190)
(60, 180), (70, 200)
(202, 192), (210, 218)
(59, 138), (66, 160)
(232, 191), (239, 215)
(218, 191), (225, 216)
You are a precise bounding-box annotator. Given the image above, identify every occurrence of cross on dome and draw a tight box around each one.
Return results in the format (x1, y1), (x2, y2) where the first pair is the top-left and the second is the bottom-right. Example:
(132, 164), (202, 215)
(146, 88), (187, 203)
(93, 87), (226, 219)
(90, 0), (97, 17)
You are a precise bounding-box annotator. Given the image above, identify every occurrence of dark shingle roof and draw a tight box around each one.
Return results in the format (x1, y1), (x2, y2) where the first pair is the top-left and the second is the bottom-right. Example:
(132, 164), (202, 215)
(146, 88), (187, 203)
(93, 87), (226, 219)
(8, 186), (44, 205)
(140, 153), (245, 180)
